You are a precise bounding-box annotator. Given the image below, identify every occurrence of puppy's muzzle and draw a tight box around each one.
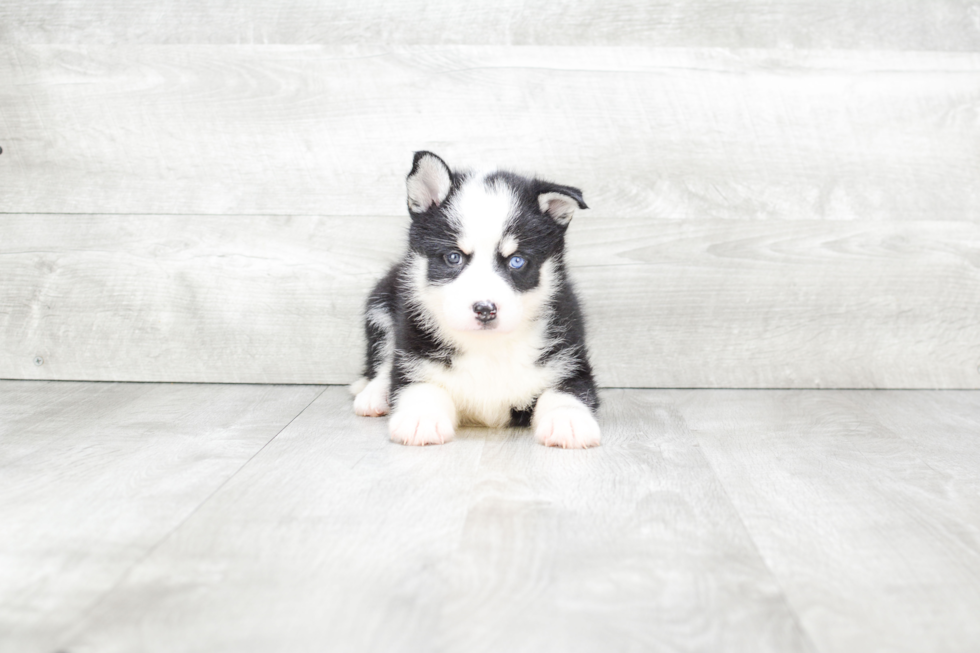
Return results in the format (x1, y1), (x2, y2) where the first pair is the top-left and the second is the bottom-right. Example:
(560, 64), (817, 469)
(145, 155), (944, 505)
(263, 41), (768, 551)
(473, 301), (497, 324)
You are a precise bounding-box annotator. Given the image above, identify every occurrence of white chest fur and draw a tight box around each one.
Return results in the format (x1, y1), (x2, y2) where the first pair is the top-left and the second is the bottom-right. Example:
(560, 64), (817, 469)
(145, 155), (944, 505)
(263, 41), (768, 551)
(415, 327), (559, 428)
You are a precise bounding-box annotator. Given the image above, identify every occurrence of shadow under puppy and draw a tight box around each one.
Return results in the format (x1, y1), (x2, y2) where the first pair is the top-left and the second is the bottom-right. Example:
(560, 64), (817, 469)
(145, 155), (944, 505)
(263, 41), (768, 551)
(351, 151), (600, 448)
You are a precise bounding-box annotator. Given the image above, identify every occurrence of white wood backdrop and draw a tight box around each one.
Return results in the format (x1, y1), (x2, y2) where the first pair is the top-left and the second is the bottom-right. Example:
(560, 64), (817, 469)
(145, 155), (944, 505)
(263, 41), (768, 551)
(2, 215), (979, 387)
(1, 6), (979, 388)
(2, 1), (979, 50)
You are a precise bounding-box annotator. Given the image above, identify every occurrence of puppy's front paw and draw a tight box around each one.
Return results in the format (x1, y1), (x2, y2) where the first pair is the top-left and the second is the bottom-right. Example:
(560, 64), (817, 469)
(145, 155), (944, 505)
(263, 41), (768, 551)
(389, 410), (455, 446)
(387, 383), (458, 446)
(535, 406), (601, 449)
(353, 377), (389, 417)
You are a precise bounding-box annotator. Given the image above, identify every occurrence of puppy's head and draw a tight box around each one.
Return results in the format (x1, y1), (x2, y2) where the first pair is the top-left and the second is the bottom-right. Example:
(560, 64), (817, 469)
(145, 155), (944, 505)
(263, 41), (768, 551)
(404, 151), (587, 339)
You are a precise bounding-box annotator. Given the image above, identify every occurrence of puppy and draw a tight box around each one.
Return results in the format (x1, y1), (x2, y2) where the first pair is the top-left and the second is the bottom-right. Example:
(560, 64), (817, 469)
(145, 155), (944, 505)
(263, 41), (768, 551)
(351, 152), (600, 448)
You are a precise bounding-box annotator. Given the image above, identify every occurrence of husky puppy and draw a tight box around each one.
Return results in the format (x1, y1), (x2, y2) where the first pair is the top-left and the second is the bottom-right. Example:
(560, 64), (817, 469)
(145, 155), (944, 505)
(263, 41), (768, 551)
(351, 151), (600, 448)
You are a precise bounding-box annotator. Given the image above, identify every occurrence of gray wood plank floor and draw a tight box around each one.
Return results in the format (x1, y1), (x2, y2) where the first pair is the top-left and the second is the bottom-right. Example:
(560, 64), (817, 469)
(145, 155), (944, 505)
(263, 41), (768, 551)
(2, 382), (979, 653)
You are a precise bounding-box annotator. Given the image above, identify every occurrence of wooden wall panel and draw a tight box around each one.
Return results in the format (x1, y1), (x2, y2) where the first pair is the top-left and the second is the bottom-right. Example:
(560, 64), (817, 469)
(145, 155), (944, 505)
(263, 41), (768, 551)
(2, 1), (979, 50)
(2, 43), (977, 387)
(1, 46), (977, 222)
(2, 215), (977, 388)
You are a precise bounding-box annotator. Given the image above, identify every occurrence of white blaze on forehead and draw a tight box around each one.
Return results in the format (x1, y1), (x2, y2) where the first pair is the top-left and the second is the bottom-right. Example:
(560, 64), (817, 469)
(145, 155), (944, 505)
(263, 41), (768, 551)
(451, 175), (514, 255)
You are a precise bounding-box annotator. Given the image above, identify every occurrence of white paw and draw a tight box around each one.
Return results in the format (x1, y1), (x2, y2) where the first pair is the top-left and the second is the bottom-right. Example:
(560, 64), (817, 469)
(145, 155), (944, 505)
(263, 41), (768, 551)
(353, 377), (389, 417)
(534, 406), (601, 448)
(388, 383), (457, 446)
(389, 410), (455, 446)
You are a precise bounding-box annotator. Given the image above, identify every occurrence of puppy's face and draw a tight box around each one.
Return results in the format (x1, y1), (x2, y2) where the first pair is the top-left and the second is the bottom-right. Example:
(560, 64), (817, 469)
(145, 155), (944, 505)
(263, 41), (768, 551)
(404, 152), (586, 338)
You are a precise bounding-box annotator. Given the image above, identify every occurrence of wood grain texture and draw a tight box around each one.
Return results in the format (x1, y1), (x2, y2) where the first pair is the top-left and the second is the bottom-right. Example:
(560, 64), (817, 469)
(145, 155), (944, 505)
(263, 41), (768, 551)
(675, 389), (980, 653)
(5, 383), (980, 652)
(0, 381), (323, 653)
(856, 392), (980, 501)
(0, 380), (124, 451)
(2, 1), (979, 50)
(60, 386), (490, 653)
(0, 381), (156, 467)
(1, 46), (978, 221)
(60, 387), (812, 653)
(2, 214), (978, 388)
(434, 390), (810, 652)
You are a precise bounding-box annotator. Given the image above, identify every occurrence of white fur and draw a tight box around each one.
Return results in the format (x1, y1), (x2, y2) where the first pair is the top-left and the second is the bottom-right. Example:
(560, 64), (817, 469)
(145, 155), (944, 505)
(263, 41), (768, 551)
(499, 235), (519, 257)
(352, 304), (395, 416)
(395, 176), (576, 429)
(398, 254), (573, 427)
(439, 178), (524, 332)
(440, 254), (523, 332)
(420, 323), (568, 427)
(414, 176), (529, 334)
(452, 176), (514, 253)
(362, 169), (600, 447)
(352, 365), (390, 416)
(349, 377), (369, 395)
(366, 305), (394, 333)
(533, 390), (601, 449)
(388, 383), (457, 446)
(365, 306), (395, 361)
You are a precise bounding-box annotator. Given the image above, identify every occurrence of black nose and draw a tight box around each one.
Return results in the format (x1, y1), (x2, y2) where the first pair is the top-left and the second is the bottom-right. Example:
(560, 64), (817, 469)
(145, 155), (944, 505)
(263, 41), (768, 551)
(473, 301), (497, 323)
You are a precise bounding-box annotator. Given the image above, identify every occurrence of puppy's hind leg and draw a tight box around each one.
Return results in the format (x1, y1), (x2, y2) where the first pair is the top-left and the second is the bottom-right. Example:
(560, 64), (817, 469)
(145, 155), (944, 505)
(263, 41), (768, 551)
(353, 367), (391, 417)
(352, 284), (396, 417)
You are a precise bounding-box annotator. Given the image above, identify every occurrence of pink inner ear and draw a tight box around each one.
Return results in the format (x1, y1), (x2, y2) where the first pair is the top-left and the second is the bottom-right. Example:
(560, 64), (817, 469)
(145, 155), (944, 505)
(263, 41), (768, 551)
(408, 157), (452, 211)
(539, 192), (577, 223)
(423, 179), (444, 208)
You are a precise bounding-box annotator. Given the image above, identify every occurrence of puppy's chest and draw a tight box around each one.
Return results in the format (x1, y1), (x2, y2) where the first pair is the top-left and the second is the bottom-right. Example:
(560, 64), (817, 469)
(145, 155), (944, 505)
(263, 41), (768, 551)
(419, 339), (554, 427)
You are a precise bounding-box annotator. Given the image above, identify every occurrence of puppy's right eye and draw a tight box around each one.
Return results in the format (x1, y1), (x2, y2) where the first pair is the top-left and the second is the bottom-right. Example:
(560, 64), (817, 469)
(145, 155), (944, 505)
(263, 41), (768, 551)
(444, 252), (463, 266)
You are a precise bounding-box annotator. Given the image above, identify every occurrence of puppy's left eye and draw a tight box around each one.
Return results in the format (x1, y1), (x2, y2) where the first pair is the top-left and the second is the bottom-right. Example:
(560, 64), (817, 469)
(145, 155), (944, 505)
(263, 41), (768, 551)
(508, 255), (526, 270)
(445, 252), (464, 266)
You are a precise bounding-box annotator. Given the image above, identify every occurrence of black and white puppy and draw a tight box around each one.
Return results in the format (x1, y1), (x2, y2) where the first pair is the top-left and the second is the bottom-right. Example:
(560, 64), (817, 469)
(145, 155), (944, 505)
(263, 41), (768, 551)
(350, 152), (600, 448)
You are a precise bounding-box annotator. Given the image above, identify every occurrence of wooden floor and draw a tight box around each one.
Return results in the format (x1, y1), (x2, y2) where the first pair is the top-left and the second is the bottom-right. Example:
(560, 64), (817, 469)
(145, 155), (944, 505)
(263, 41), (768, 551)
(2, 382), (979, 653)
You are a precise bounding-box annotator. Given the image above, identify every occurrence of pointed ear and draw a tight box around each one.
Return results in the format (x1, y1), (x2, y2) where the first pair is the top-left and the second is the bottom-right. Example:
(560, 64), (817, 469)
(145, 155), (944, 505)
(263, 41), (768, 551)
(537, 184), (588, 226)
(406, 151), (452, 214)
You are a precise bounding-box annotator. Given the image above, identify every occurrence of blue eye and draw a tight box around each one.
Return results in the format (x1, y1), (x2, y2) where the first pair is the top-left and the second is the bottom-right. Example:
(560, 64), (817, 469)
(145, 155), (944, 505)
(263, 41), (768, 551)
(508, 255), (526, 270)
(444, 251), (463, 266)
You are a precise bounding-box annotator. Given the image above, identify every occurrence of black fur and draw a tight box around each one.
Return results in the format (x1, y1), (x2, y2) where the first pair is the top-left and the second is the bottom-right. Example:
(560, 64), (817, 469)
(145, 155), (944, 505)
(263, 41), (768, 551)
(360, 152), (599, 426)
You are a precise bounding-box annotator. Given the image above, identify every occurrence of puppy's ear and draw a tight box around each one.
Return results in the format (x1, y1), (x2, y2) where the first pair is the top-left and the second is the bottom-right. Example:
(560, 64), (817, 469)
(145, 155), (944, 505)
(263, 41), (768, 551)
(537, 183), (588, 226)
(407, 151), (452, 214)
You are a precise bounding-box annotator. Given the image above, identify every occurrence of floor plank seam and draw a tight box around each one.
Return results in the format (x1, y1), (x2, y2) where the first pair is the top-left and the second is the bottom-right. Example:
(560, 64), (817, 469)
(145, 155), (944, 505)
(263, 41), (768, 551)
(52, 385), (329, 648)
(688, 428), (821, 653)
